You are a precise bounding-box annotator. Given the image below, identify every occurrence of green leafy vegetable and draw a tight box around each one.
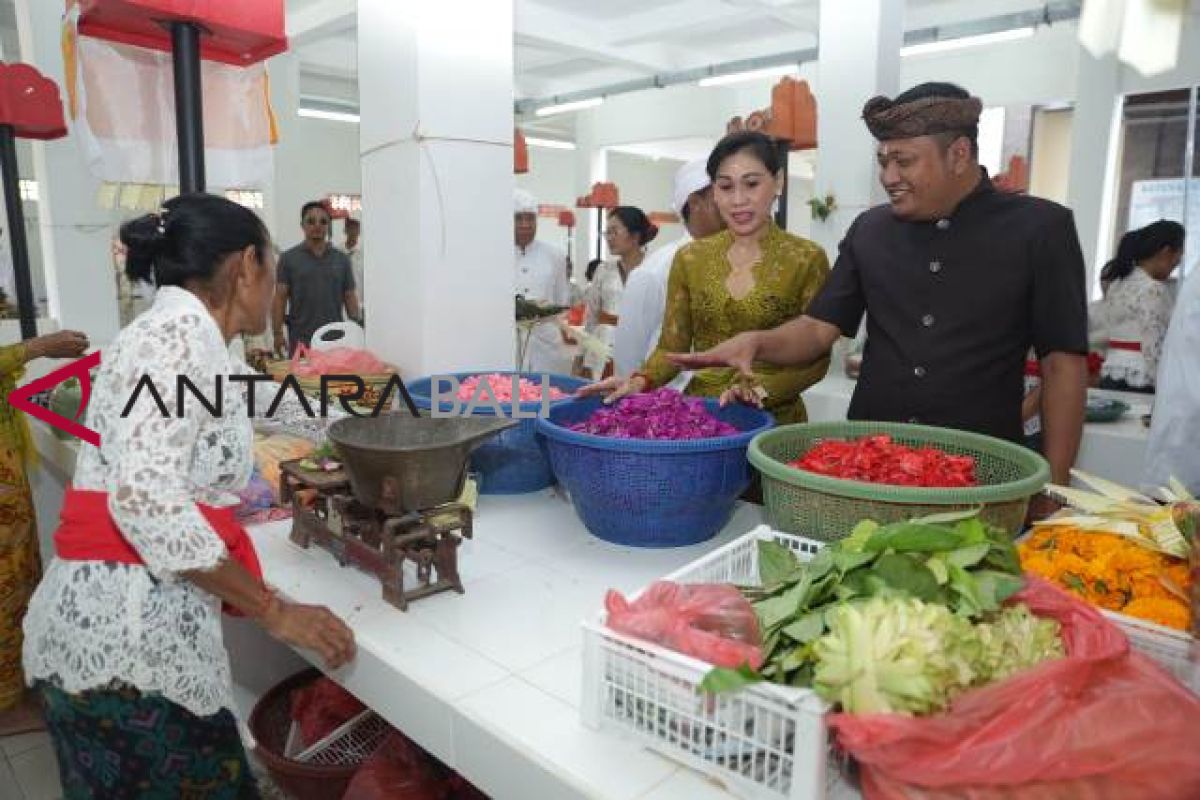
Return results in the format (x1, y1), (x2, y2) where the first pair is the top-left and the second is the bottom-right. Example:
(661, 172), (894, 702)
(863, 523), (966, 553)
(758, 540), (802, 587)
(709, 513), (1029, 695)
(698, 662), (764, 694)
(813, 597), (979, 715)
(812, 597), (1064, 715)
(974, 603), (1065, 683)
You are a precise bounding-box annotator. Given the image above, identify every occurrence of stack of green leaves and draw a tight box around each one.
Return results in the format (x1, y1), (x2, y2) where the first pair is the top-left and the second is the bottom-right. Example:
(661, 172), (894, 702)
(699, 512), (1028, 696)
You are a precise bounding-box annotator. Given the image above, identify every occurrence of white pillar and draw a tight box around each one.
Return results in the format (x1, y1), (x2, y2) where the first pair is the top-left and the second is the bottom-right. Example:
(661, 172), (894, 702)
(358, 1), (514, 375)
(1067, 49), (1123, 295)
(573, 110), (607, 274)
(14, 0), (120, 344)
(812, 0), (904, 258)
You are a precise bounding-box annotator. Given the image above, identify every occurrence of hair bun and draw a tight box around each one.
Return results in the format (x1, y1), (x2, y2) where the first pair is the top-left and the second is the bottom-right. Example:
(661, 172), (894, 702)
(119, 212), (168, 284)
(645, 223), (660, 245)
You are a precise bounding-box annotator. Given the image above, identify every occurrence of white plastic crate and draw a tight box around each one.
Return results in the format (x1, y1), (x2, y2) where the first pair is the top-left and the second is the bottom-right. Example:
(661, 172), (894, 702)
(581, 526), (856, 800)
(1100, 610), (1197, 692)
(582, 525), (1198, 800)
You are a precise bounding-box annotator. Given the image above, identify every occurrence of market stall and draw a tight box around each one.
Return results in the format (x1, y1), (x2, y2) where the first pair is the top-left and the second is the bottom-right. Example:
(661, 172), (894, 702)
(23, 362), (1198, 800)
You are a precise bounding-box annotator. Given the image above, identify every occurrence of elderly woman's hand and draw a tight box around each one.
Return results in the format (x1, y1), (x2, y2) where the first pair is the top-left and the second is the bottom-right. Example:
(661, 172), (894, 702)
(263, 598), (357, 670)
(27, 330), (89, 360)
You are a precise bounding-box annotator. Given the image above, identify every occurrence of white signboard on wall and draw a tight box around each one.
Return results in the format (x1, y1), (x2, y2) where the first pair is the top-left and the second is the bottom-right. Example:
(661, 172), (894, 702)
(1128, 178), (1198, 231)
(1129, 179), (1197, 280)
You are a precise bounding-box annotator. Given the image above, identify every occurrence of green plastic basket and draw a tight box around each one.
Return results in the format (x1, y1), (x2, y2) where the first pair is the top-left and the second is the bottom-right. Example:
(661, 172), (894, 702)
(748, 421), (1050, 541)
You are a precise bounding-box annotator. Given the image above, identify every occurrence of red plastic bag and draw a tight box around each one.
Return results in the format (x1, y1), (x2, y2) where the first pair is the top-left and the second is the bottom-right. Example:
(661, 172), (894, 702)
(290, 343), (388, 378)
(290, 678), (367, 748)
(827, 578), (1200, 800)
(605, 582), (763, 669)
(341, 731), (447, 800)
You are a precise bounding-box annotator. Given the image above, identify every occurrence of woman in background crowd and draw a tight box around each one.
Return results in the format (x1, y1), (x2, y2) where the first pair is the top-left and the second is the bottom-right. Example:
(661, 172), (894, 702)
(1092, 220), (1184, 393)
(578, 207), (658, 378)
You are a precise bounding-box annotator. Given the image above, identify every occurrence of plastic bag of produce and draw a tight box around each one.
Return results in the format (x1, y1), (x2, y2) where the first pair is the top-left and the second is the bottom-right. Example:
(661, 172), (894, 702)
(828, 578), (1200, 800)
(605, 582), (763, 669)
(290, 343), (388, 378)
(340, 730), (447, 800)
(236, 468), (275, 518)
(290, 677), (366, 748)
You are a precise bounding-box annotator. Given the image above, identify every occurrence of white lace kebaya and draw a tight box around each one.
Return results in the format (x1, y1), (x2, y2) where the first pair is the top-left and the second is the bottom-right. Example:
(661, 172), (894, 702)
(23, 286), (256, 717)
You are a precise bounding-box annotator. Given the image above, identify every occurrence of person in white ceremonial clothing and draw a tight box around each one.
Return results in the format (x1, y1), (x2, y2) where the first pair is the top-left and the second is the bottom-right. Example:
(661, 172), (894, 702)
(612, 159), (725, 378)
(1143, 262), (1200, 493)
(514, 189), (572, 373)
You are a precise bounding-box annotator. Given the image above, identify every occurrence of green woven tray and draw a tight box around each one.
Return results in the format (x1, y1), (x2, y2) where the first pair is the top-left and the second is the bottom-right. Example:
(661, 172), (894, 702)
(748, 421), (1050, 542)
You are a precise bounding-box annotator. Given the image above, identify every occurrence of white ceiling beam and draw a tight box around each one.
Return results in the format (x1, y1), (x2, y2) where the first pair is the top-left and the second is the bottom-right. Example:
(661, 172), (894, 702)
(609, 0), (749, 47)
(516, 0), (677, 73)
(763, 6), (819, 33)
(287, 0), (356, 47)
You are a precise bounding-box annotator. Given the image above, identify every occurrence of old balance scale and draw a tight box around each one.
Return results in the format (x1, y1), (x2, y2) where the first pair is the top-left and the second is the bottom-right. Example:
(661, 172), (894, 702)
(281, 413), (516, 611)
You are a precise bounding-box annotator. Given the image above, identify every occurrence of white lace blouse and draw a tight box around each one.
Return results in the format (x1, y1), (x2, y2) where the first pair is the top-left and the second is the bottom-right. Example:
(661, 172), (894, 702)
(1095, 268), (1176, 388)
(23, 286), (255, 717)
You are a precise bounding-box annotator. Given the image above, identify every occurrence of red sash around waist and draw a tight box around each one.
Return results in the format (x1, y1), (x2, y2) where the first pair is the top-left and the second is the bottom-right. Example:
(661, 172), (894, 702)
(1108, 340), (1142, 353)
(55, 488), (263, 614)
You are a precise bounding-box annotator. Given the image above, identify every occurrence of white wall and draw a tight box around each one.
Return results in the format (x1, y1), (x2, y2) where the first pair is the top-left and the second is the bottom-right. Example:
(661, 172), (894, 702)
(1030, 108), (1073, 205)
(266, 53), (362, 251)
(901, 24), (1080, 107)
(1069, 11), (1200, 288)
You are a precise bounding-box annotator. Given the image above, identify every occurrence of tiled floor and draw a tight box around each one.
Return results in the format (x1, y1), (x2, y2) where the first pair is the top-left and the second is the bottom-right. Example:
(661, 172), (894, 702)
(0, 731), (62, 800)
(0, 731), (291, 800)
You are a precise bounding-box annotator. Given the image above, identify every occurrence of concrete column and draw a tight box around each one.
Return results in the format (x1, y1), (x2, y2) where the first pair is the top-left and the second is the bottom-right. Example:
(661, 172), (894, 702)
(357, 1), (514, 375)
(573, 110), (607, 273)
(1066, 49), (1123, 296)
(812, 0), (905, 258)
(14, 0), (120, 344)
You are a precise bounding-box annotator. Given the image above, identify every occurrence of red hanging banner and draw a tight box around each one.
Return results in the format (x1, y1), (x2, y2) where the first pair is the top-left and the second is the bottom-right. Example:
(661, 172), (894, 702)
(77, 0), (287, 67)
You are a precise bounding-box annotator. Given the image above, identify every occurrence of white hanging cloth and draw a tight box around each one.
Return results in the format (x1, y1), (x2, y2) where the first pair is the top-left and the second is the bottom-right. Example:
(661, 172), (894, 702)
(1078, 0), (1188, 77)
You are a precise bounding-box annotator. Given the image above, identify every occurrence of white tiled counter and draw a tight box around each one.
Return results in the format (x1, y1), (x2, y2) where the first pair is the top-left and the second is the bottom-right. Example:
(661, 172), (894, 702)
(248, 494), (861, 800)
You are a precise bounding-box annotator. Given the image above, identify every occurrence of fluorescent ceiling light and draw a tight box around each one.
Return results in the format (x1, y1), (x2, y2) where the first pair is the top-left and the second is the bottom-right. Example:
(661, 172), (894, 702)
(699, 64), (799, 87)
(901, 27), (1035, 57)
(535, 97), (604, 117)
(298, 106), (360, 123)
(525, 136), (577, 150)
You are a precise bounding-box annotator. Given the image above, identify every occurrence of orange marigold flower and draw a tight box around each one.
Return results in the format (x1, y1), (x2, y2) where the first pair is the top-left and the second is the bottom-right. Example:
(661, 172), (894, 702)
(1121, 597), (1191, 631)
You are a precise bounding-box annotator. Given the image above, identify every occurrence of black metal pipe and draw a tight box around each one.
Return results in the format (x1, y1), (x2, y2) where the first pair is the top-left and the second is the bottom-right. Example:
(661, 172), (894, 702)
(774, 139), (790, 229)
(595, 210), (604, 262)
(171, 21), (205, 193)
(0, 124), (38, 339)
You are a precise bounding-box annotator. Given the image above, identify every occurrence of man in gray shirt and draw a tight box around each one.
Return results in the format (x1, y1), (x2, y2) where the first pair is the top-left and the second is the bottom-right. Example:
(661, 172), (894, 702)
(273, 201), (362, 355)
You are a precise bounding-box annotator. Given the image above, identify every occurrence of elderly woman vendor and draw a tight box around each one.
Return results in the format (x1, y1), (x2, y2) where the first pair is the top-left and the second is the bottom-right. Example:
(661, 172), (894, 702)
(23, 194), (356, 796)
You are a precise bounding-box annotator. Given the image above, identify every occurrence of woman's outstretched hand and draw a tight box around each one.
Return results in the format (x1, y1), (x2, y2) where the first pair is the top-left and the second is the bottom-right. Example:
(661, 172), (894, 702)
(575, 374), (649, 405)
(666, 332), (760, 376)
(667, 333), (766, 407)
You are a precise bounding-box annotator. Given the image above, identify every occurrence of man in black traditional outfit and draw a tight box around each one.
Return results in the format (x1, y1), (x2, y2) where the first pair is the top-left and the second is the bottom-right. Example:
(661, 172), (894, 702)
(673, 82), (1089, 489)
